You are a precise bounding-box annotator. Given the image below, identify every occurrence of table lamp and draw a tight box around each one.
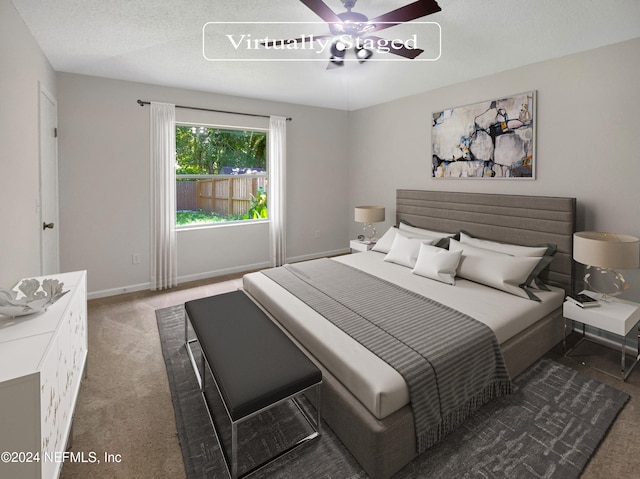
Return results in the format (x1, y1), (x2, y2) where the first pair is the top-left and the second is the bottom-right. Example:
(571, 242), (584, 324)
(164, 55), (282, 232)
(354, 206), (385, 242)
(573, 231), (640, 298)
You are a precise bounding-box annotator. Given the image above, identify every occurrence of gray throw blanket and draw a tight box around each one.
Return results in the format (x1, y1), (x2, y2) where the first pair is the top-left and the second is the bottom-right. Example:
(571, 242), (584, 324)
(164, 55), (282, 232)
(262, 258), (512, 453)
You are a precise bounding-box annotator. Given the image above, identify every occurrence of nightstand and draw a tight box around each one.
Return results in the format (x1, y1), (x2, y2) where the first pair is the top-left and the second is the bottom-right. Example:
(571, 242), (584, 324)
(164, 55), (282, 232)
(563, 290), (640, 381)
(350, 240), (375, 253)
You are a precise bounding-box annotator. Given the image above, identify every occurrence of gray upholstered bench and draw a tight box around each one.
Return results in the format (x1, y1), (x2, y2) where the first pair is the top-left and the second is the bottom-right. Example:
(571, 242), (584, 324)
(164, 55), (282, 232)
(184, 290), (322, 479)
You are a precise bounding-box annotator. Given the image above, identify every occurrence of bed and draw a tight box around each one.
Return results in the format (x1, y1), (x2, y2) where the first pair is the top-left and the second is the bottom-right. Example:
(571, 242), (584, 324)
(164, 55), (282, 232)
(243, 190), (576, 478)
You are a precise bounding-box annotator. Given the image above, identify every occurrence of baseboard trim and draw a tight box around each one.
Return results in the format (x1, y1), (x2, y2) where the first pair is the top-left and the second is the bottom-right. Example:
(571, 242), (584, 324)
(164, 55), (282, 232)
(177, 261), (272, 285)
(88, 282), (151, 300)
(87, 249), (349, 300)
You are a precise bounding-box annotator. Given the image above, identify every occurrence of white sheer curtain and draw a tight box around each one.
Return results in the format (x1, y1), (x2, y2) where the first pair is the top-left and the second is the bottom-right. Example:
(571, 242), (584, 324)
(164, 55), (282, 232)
(150, 102), (178, 290)
(269, 116), (287, 267)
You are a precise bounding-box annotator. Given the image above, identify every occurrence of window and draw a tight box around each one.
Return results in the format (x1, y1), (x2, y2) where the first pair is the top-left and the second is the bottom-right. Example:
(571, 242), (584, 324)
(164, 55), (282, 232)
(175, 124), (268, 227)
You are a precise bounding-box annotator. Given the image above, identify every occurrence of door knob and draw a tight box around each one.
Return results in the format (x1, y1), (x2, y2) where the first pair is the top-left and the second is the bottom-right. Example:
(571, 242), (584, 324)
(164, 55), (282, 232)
(43, 222), (55, 230)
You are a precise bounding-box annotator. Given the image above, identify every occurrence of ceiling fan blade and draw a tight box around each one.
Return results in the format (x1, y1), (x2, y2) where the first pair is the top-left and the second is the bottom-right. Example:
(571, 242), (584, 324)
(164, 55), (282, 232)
(366, 35), (424, 59)
(369, 0), (441, 32)
(260, 34), (331, 47)
(300, 0), (342, 24)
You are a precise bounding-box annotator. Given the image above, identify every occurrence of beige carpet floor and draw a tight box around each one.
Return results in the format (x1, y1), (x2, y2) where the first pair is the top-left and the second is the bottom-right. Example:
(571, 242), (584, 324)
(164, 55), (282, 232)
(61, 274), (640, 478)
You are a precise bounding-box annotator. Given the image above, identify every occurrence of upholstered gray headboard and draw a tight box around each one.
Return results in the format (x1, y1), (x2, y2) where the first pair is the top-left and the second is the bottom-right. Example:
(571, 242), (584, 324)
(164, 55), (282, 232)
(396, 190), (576, 294)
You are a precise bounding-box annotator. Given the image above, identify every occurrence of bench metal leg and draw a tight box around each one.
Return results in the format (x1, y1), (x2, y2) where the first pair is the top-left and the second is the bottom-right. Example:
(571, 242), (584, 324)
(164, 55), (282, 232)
(201, 353), (206, 393)
(291, 383), (321, 439)
(224, 383), (321, 479)
(184, 311), (202, 388)
(316, 383), (322, 435)
(191, 354), (322, 478)
(231, 422), (238, 479)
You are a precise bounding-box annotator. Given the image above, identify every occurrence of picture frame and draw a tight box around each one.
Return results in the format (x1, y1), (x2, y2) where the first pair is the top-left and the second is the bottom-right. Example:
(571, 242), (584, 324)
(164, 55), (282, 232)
(431, 91), (536, 179)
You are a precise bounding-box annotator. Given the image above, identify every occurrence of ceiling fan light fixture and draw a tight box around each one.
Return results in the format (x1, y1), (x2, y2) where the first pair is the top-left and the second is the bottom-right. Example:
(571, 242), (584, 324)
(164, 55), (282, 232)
(329, 39), (347, 68)
(331, 40), (348, 56)
(355, 47), (373, 63)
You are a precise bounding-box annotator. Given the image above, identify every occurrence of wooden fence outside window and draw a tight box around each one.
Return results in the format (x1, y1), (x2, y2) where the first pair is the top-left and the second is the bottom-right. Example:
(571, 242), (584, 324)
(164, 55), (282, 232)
(176, 174), (267, 217)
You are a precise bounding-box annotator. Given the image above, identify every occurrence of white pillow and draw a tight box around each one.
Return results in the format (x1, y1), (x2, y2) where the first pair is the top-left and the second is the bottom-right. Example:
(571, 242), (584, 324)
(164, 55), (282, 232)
(458, 232), (555, 291)
(372, 226), (438, 254)
(384, 232), (436, 268)
(449, 239), (542, 301)
(411, 243), (462, 285)
(399, 223), (455, 240)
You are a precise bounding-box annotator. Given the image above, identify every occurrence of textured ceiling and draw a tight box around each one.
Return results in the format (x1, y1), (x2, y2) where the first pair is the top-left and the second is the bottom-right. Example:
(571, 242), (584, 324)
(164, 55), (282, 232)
(11, 0), (640, 110)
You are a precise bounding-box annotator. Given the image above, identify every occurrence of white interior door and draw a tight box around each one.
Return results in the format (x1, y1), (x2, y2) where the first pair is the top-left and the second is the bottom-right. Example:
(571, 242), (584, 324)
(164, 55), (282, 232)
(40, 86), (60, 275)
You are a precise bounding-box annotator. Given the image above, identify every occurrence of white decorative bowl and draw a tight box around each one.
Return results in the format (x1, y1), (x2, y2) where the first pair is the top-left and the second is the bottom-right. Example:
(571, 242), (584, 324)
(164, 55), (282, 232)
(0, 278), (69, 318)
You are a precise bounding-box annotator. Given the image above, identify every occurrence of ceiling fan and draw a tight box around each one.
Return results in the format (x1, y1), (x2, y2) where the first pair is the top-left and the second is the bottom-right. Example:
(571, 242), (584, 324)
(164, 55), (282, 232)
(264, 0), (441, 69)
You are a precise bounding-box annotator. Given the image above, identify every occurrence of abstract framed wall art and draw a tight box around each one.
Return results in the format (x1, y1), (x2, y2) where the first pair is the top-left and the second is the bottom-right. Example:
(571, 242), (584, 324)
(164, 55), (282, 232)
(432, 91), (536, 179)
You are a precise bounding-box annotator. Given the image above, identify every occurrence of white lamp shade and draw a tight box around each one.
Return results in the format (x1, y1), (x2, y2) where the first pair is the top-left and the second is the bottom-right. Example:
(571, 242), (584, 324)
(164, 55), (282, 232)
(354, 206), (385, 223)
(573, 231), (640, 269)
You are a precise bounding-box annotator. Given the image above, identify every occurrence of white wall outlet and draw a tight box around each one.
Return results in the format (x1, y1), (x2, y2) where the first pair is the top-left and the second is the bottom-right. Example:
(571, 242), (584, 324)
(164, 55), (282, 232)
(132, 253), (141, 264)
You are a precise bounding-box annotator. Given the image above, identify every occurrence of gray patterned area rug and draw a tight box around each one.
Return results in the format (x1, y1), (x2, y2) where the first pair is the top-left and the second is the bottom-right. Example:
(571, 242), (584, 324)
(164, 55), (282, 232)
(156, 304), (629, 479)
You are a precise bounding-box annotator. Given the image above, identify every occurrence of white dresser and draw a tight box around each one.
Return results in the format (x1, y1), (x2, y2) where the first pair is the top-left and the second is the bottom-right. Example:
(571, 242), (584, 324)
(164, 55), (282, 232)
(0, 271), (88, 479)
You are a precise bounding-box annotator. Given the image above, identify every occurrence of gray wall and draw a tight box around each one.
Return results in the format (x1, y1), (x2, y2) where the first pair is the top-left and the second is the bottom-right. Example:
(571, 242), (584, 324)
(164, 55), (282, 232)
(0, 0), (57, 287)
(348, 38), (640, 300)
(56, 74), (350, 296)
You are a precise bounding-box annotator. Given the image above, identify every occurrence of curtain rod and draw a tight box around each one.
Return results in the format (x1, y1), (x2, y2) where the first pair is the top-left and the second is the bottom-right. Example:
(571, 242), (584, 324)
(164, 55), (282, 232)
(136, 100), (291, 121)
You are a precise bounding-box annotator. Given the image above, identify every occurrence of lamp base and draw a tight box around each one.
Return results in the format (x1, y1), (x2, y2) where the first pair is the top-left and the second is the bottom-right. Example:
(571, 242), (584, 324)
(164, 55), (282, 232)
(362, 223), (377, 242)
(583, 266), (629, 300)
